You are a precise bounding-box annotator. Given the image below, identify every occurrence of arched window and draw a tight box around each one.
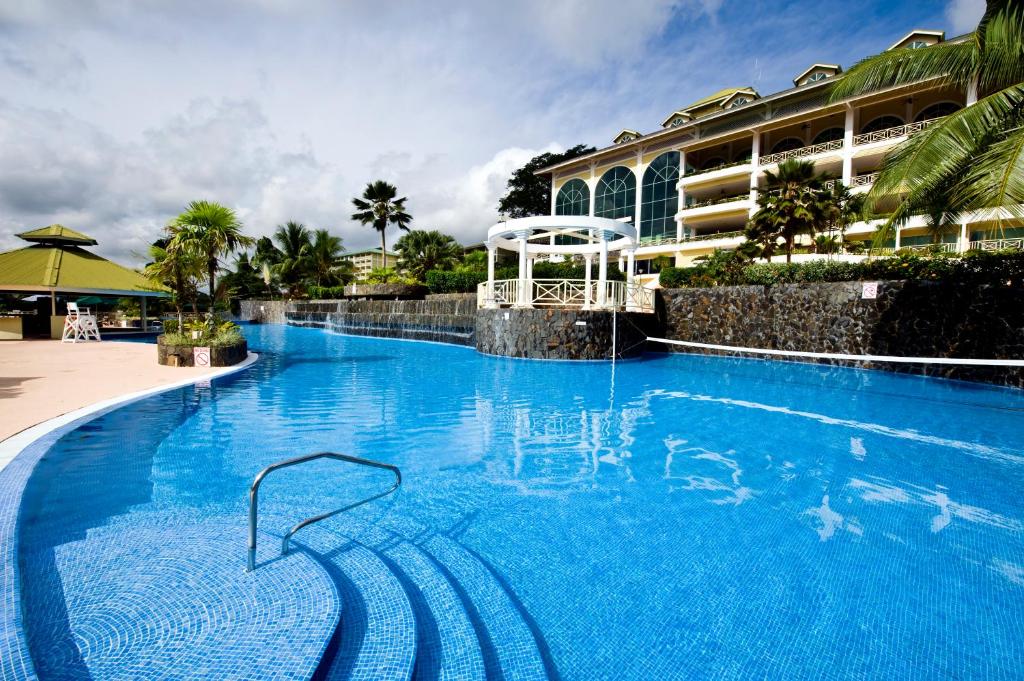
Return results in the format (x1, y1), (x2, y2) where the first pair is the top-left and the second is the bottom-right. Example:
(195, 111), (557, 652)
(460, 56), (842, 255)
(640, 152), (680, 242)
(702, 157), (727, 170)
(594, 166), (636, 222)
(771, 137), (804, 153)
(860, 115), (904, 134)
(907, 40), (929, 49)
(555, 179), (589, 216)
(914, 102), (961, 122)
(813, 127), (844, 144)
(728, 97), (749, 108)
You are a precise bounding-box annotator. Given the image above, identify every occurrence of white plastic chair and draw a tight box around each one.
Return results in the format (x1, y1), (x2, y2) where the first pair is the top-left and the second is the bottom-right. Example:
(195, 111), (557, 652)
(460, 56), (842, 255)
(62, 302), (102, 343)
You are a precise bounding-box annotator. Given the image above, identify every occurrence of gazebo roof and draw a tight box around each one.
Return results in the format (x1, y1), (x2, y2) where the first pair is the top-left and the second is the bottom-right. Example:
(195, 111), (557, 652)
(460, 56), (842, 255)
(0, 244), (165, 297)
(16, 224), (98, 246)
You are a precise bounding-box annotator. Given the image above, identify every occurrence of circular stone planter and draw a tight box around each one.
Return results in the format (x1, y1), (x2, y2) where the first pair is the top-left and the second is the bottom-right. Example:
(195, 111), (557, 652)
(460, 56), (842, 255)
(157, 336), (248, 367)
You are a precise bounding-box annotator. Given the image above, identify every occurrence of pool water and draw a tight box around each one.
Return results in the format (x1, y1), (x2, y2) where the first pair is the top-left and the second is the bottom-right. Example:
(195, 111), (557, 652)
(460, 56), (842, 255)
(16, 324), (1024, 679)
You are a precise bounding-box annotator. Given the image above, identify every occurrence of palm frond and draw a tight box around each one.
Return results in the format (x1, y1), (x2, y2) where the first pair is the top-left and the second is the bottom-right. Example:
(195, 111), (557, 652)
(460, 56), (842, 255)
(956, 118), (1024, 220)
(976, 6), (1024, 93)
(828, 39), (977, 102)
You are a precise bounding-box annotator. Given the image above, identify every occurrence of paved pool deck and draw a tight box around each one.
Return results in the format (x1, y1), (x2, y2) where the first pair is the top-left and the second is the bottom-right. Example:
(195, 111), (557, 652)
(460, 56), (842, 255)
(0, 340), (217, 444)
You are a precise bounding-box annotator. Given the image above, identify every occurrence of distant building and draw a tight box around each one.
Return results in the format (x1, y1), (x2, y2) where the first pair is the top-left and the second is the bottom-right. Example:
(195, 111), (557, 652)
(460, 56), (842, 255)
(341, 248), (398, 279)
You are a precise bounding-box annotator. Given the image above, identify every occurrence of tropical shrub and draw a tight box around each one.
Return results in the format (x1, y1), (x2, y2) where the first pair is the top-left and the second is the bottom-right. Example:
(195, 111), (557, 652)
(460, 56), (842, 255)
(307, 285), (348, 299)
(162, 313), (244, 347)
(425, 269), (488, 293)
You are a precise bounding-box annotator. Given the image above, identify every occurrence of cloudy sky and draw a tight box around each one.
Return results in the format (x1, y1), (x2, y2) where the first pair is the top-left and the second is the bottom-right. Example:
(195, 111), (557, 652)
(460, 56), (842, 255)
(0, 0), (984, 265)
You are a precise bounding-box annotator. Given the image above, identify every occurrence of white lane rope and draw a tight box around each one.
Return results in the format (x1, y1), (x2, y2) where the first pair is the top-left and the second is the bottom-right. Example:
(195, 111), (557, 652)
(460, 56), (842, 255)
(646, 337), (1024, 367)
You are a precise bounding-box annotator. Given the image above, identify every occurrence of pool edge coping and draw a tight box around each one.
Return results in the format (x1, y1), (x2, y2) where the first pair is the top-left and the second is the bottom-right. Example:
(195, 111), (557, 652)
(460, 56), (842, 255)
(0, 352), (259, 680)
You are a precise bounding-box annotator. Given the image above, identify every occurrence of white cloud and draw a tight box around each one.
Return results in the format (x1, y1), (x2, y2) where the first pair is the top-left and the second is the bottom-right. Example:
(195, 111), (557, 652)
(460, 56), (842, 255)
(946, 0), (984, 34)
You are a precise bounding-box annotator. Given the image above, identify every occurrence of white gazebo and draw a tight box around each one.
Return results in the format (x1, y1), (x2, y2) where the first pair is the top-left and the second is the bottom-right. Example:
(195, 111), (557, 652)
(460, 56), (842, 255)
(479, 216), (654, 312)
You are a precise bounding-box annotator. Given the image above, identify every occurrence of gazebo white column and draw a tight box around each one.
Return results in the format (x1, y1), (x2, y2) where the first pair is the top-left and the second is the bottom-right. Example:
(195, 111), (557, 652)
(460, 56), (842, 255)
(583, 254), (594, 309)
(597, 231), (609, 308)
(485, 244), (497, 308)
(625, 249), (637, 311)
(514, 231), (531, 308)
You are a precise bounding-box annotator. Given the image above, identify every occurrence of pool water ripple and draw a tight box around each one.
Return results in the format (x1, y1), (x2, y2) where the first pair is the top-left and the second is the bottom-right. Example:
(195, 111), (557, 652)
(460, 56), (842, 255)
(14, 324), (1024, 680)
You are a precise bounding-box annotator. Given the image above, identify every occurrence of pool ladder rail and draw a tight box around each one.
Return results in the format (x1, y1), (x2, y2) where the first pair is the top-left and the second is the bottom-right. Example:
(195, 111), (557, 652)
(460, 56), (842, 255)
(247, 451), (402, 572)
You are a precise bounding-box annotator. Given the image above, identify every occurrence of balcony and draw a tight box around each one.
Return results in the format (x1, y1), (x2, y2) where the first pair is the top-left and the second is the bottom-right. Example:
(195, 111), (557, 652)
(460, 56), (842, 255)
(477, 279), (655, 312)
(853, 119), (937, 147)
(759, 139), (842, 166)
(970, 238), (1024, 252)
(678, 160), (752, 187)
(679, 193), (751, 220)
(849, 172), (878, 189)
(677, 230), (745, 249)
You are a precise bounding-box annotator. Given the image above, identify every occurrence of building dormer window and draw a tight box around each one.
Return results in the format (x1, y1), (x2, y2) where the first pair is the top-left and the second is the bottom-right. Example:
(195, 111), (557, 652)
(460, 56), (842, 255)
(907, 40), (929, 49)
(671, 117), (685, 127)
(806, 72), (828, 83)
(728, 97), (749, 108)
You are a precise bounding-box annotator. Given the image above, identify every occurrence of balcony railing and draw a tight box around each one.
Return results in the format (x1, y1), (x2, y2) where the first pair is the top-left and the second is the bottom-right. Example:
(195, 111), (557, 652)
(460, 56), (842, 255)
(849, 172), (878, 188)
(684, 229), (745, 242)
(853, 118), (937, 146)
(683, 193), (750, 209)
(680, 159), (751, 180)
(478, 279), (655, 313)
(970, 238), (1024, 251)
(638, 234), (679, 247)
(759, 139), (842, 166)
(901, 242), (960, 253)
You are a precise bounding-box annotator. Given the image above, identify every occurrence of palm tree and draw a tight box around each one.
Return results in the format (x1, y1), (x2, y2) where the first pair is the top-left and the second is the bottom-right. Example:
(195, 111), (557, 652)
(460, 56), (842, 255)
(144, 229), (203, 328)
(746, 160), (824, 262)
(828, 3), (1024, 235)
(172, 200), (253, 311)
(351, 181), (412, 269)
(394, 229), (463, 280)
(272, 221), (312, 295)
(307, 229), (354, 287)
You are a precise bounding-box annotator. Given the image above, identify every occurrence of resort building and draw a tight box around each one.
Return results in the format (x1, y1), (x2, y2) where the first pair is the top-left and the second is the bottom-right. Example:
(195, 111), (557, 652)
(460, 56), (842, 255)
(537, 29), (1018, 284)
(340, 247), (398, 279)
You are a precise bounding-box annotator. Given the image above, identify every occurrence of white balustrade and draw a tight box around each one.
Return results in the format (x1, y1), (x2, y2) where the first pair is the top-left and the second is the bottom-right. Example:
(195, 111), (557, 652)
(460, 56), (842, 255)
(759, 139), (842, 166)
(478, 279), (655, 313)
(853, 118), (937, 146)
(970, 238), (1024, 252)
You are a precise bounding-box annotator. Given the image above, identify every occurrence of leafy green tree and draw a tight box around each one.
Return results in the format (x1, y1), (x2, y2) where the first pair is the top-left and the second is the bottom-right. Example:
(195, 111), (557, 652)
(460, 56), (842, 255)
(746, 160), (825, 262)
(218, 252), (266, 302)
(351, 181), (412, 269)
(272, 221), (312, 295)
(144, 230), (203, 328)
(497, 144), (596, 218)
(394, 229), (463, 280)
(828, 3), (1024, 232)
(172, 200), (253, 311)
(307, 229), (354, 287)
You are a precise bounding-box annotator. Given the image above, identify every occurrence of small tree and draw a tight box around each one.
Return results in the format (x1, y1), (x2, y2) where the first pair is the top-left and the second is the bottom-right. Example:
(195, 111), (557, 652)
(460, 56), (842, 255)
(746, 160), (824, 262)
(351, 181), (412, 269)
(395, 229), (463, 280)
(172, 201), (253, 311)
(272, 221), (312, 296)
(144, 230), (203, 328)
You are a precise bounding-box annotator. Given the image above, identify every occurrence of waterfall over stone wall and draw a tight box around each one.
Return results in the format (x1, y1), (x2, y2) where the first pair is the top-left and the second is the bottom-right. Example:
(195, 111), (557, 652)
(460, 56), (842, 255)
(283, 294), (477, 346)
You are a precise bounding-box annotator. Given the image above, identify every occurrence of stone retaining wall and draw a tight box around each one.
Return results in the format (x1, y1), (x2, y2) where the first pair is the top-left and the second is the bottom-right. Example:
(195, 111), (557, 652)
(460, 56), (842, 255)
(659, 280), (1024, 387)
(239, 300), (288, 325)
(475, 308), (655, 360)
(285, 295), (477, 346)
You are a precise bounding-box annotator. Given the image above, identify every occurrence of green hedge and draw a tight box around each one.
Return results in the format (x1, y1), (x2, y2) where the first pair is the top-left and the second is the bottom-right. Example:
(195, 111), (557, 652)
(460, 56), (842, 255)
(308, 285), (348, 299)
(425, 269), (488, 293)
(659, 251), (1024, 289)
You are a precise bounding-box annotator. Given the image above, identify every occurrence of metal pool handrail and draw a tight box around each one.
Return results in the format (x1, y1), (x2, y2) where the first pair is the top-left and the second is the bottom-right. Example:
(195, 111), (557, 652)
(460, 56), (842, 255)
(247, 452), (402, 572)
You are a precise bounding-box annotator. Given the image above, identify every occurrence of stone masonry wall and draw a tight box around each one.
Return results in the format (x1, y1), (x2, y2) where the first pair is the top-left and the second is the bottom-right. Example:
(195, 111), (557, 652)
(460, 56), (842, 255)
(659, 280), (1024, 387)
(475, 308), (655, 360)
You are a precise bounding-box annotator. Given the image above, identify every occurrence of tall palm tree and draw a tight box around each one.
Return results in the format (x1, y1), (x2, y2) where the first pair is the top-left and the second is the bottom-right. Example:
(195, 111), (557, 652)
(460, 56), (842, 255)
(272, 221), (312, 295)
(746, 160), (824, 262)
(173, 200), (253, 311)
(307, 229), (354, 287)
(351, 181), (412, 269)
(394, 229), (463, 280)
(828, 3), (1024, 234)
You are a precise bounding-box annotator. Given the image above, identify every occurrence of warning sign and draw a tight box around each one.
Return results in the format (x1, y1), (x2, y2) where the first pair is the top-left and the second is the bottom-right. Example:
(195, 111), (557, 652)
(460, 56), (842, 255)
(861, 282), (878, 300)
(193, 346), (211, 367)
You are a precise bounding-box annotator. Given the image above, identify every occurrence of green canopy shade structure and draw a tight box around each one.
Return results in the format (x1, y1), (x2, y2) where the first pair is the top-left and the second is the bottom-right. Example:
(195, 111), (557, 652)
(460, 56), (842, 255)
(0, 225), (166, 336)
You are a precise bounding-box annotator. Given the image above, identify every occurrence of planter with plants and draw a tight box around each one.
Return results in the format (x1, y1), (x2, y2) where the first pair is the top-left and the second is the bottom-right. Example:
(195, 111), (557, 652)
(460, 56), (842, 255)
(157, 314), (248, 367)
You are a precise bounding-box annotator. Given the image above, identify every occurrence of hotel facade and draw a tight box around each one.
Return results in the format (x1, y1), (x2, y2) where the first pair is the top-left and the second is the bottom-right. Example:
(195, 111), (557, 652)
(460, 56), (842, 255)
(537, 29), (1018, 285)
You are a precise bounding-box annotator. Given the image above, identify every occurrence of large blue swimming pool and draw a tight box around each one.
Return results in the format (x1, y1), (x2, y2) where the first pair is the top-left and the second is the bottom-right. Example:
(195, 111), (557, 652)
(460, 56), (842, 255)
(13, 324), (1024, 679)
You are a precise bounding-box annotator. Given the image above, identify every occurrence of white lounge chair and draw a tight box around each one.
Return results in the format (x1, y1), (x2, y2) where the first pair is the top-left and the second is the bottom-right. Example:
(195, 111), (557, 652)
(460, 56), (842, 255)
(62, 302), (102, 343)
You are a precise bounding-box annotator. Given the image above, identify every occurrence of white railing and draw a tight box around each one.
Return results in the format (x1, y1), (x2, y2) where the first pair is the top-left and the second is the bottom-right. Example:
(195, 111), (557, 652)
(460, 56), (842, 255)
(970, 238), (1024, 251)
(759, 139), (842, 166)
(849, 172), (878, 188)
(900, 242), (959, 253)
(853, 118), (936, 146)
(478, 279), (655, 313)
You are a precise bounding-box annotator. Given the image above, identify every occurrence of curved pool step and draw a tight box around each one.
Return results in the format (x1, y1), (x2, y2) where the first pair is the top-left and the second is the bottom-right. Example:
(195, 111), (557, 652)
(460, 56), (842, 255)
(19, 517), (341, 681)
(290, 525), (418, 681)
(352, 525), (487, 681)
(417, 533), (550, 681)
